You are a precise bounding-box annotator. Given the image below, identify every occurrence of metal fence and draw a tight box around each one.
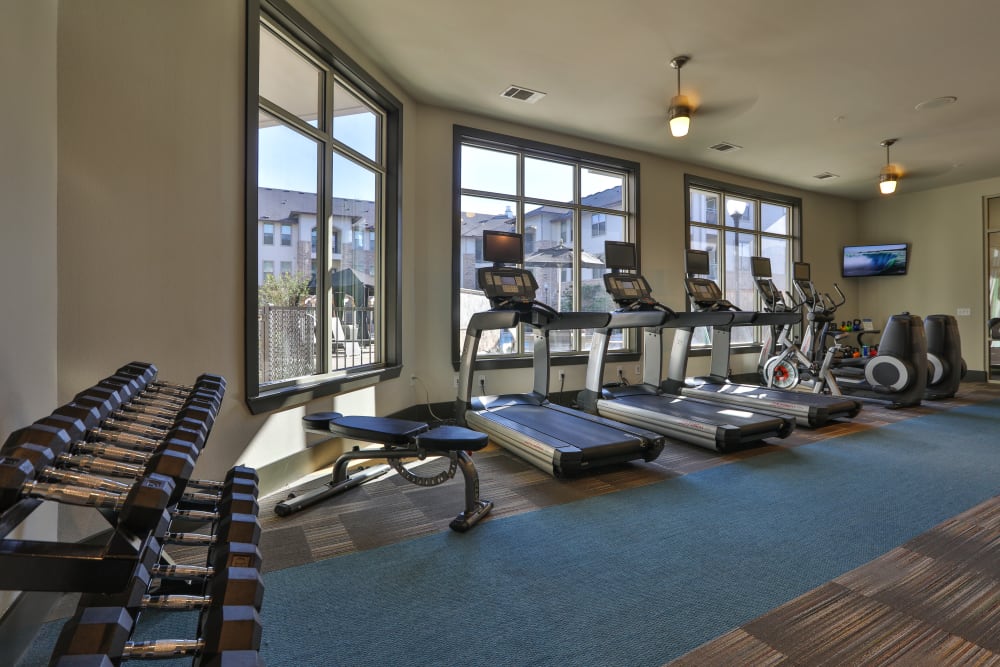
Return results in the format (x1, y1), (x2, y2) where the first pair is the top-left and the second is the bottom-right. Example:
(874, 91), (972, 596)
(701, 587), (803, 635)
(258, 305), (376, 383)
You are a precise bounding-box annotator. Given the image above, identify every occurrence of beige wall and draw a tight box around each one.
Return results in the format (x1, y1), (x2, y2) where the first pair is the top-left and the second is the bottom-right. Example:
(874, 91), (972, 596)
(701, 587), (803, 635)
(0, 0), (58, 626)
(857, 176), (1000, 372)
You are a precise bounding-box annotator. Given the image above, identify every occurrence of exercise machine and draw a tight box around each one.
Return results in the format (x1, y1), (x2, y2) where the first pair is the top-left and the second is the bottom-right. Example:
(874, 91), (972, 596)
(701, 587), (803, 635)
(455, 231), (665, 476)
(793, 263), (928, 408)
(663, 250), (862, 427)
(578, 241), (794, 452)
(752, 256), (843, 395)
(275, 412), (493, 532)
(923, 314), (965, 399)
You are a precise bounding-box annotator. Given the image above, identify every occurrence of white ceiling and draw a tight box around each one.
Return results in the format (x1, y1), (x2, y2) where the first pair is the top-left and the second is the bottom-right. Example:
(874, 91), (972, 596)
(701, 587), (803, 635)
(307, 0), (1000, 200)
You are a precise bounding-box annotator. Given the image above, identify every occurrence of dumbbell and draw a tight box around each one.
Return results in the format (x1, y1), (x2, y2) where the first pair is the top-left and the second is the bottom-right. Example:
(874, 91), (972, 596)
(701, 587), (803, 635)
(10, 420), (204, 479)
(151, 539), (264, 583)
(49, 400), (210, 452)
(0, 461), (174, 532)
(2, 441), (258, 519)
(95, 376), (224, 416)
(84, 376), (223, 416)
(3, 431), (199, 507)
(0, 455), (254, 549)
(51, 602), (262, 666)
(102, 374), (226, 417)
(78, 560), (264, 618)
(84, 377), (223, 423)
(163, 511), (262, 548)
(77, 386), (217, 431)
(118, 361), (228, 396)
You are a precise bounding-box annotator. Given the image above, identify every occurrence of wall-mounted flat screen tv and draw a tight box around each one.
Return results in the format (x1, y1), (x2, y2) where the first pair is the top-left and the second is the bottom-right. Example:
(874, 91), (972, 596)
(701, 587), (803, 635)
(841, 243), (910, 277)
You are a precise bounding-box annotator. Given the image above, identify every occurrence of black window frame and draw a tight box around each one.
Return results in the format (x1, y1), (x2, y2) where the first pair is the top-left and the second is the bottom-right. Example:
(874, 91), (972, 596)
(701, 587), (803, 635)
(245, 0), (403, 414)
(452, 125), (640, 371)
(684, 174), (802, 352)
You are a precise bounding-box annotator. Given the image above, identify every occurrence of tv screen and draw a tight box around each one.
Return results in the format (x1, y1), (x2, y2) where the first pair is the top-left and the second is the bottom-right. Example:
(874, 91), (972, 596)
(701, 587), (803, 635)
(750, 256), (771, 278)
(605, 241), (637, 270)
(793, 262), (810, 282)
(483, 231), (523, 264)
(686, 249), (711, 276)
(842, 243), (909, 277)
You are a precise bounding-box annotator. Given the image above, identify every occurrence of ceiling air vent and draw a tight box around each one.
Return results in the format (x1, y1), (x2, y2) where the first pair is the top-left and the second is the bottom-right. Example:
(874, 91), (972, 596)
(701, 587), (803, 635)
(813, 172), (840, 180)
(708, 142), (742, 153)
(500, 85), (546, 104)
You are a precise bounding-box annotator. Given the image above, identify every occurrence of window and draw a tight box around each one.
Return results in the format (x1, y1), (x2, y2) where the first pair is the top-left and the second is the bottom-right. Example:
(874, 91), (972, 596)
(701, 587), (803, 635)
(591, 213), (607, 237)
(685, 175), (801, 347)
(453, 126), (638, 366)
(246, 0), (402, 413)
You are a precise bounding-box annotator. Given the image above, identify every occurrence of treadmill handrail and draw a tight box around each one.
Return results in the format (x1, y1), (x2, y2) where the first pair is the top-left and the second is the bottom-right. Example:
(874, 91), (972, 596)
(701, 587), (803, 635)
(606, 309), (670, 330)
(467, 310), (519, 334)
(541, 310), (611, 331)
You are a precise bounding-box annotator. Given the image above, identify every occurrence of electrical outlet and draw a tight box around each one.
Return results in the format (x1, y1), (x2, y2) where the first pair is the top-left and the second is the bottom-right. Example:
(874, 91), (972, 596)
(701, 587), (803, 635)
(409, 374), (417, 386)
(453, 374), (460, 388)
(635, 364), (641, 375)
(616, 366), (624, 377)
(957, 307), (971, 317)
(558, 370), (566, 381)
(477, 375), (486, 392)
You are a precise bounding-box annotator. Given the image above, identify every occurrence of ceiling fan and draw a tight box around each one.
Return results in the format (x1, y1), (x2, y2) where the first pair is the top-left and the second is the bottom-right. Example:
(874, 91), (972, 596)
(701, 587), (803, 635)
(664, 54), (758, 138)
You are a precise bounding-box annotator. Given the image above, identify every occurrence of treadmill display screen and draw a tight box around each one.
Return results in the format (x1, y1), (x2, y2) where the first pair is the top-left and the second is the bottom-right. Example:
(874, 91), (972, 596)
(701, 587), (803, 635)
(605, 241), (637, 270)
(483, 230), (524, 264)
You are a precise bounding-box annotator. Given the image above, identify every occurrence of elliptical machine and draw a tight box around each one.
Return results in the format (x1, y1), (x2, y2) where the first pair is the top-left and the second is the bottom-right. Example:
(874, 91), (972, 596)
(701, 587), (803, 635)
(793, 262), (928, 408)
(923, 314), (966, 399)
(752, 257), (843, 394)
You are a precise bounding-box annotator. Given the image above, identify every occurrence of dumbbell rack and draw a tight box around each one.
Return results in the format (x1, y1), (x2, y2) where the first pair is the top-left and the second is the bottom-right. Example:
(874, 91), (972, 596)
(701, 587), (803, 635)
(0, 362), (264, 666)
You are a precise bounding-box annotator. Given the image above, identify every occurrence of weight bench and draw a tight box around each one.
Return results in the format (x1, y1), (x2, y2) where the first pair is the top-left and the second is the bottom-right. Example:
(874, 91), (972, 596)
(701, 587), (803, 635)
(274, 413), (493, 532)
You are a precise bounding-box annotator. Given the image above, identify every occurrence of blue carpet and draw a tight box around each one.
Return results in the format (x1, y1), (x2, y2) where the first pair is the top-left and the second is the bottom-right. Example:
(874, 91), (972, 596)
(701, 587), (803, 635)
(17, 401), (1000, 667)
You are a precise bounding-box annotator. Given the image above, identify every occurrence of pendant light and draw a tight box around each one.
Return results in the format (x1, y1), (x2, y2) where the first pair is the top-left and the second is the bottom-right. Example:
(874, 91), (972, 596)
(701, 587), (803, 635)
(668, 56), (691, 138)
(879, 138), (900, 195)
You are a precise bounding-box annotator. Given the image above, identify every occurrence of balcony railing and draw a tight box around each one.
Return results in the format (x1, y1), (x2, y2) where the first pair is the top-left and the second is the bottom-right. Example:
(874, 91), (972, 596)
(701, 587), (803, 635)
(258, 305), (375, 384)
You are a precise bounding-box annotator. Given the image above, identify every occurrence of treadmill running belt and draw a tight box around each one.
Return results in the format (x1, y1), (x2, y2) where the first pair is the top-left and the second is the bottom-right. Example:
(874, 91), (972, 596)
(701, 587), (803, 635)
(486, 403), (645, 461)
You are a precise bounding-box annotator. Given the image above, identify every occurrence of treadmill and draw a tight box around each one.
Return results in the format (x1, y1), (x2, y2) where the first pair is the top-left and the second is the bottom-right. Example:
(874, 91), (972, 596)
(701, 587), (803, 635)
(662, 249), (862, 427)
(454, 231), (665, 477)
(577, 241), (794, 453)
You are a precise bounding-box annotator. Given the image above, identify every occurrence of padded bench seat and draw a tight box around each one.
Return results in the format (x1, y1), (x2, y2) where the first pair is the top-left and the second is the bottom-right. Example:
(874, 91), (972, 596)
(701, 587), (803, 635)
(302, 413), (488, 451)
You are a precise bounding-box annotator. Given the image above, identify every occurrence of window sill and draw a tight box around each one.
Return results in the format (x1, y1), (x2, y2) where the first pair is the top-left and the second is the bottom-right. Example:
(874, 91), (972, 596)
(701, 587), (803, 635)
(246, 364), (402, 414)
(690, 343), (762, 357)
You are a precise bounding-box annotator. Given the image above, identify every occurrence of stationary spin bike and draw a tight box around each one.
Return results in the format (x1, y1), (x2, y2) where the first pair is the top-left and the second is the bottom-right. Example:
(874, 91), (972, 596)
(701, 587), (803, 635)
(752, 257), (843, 394)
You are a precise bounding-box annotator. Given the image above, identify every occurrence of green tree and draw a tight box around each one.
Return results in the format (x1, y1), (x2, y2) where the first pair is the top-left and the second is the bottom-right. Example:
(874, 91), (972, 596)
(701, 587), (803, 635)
(259, 273), (311, 307)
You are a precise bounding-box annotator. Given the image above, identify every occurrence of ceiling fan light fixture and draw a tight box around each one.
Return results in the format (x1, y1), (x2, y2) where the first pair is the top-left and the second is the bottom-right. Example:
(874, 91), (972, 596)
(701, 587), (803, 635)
(879, 166), (899, 194)
(878, 138), (899, 195)
(668, 55), (691, 138)
(668, 94), (691, 137)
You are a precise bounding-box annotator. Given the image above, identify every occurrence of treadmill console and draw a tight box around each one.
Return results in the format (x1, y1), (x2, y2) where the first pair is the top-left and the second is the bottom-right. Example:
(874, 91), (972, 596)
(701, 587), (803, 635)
(685, 277), (738, 311)
(477, 266), (539, 307)
(604, 273), (655, 308)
